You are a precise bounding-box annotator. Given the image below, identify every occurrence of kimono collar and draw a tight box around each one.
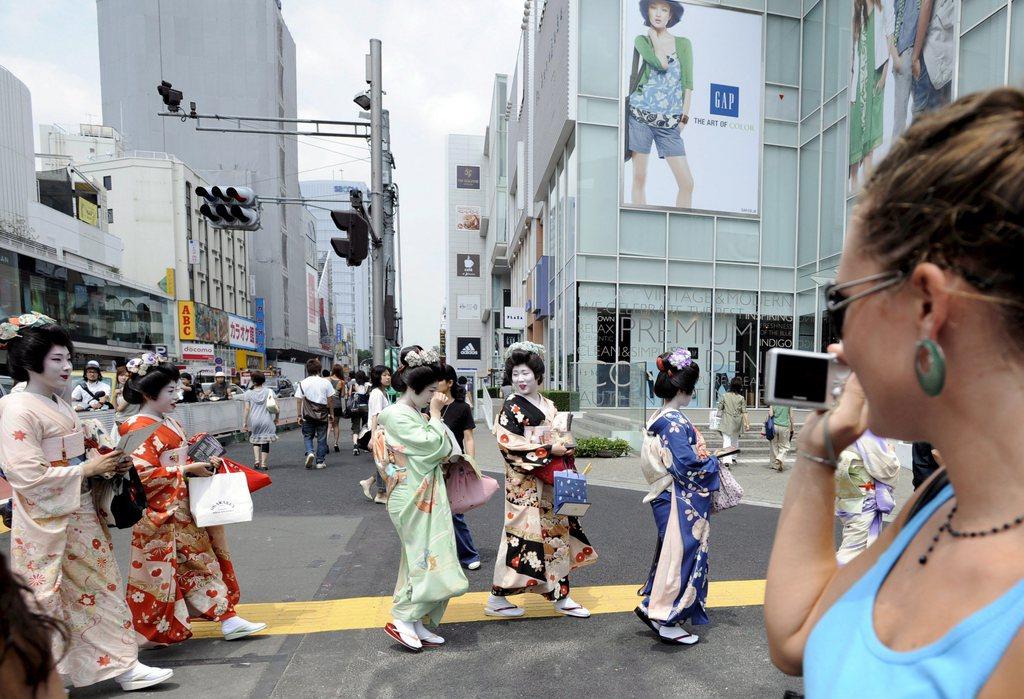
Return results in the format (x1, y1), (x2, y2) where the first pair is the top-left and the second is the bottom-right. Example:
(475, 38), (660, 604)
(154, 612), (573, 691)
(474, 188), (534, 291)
(506, 394), (548, 425)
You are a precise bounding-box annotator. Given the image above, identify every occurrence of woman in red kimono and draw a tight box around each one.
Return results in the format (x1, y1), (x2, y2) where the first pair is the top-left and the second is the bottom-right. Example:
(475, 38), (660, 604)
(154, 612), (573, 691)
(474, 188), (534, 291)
(119, 354), (265, 646)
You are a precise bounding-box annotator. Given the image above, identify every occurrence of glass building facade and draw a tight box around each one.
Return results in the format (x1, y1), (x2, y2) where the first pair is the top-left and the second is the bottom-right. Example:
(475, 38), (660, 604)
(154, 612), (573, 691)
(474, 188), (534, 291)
(505, 0), (1020, 410)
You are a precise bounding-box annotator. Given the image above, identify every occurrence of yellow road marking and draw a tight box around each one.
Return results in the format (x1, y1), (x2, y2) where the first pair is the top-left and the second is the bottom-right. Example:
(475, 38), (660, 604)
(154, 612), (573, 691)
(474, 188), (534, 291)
(190, 579), (765, 638)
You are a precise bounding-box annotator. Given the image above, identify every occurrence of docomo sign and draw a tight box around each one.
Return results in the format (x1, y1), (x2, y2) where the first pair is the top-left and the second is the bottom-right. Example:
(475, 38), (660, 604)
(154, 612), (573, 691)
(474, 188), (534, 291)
(181, 342), (215, 361)
(227, 314), (257, 350)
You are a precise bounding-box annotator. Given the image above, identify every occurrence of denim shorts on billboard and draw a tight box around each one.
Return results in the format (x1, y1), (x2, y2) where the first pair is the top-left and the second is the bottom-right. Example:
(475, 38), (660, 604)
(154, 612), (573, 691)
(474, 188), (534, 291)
(628, 114), (686, 159)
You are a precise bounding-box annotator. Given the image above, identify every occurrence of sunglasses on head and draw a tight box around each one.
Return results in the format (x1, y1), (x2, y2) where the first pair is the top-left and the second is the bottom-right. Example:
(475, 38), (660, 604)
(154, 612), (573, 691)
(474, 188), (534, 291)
(825, 271), (906, 339)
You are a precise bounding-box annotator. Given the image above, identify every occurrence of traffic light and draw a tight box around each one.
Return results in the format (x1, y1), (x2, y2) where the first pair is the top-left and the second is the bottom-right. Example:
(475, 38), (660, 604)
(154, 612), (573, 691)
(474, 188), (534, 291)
(195, 185), (261, 230)
(157, 81), (183, 112)
(330, 211), (369, 267)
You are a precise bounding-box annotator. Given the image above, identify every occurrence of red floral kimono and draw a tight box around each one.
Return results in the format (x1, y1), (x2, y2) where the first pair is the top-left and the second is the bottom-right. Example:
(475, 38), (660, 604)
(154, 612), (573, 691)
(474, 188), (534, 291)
(120, 414), (240, 646)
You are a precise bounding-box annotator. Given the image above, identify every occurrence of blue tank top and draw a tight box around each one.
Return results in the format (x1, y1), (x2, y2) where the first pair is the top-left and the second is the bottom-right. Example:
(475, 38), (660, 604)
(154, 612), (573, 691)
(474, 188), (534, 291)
(805, 484), (1024, 697)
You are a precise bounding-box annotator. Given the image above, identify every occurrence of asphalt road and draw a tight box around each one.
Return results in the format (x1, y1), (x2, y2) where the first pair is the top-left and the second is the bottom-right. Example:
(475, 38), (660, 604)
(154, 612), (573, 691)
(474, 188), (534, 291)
(10, 427), (803, 698)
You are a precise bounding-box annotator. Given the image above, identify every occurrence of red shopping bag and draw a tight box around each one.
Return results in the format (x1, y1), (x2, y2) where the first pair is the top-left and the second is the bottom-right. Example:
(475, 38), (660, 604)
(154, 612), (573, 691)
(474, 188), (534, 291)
(219, 456), (272, 494)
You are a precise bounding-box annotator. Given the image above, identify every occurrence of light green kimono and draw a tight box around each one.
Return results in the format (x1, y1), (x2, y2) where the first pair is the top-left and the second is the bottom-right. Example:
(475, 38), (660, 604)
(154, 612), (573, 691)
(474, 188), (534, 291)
(377, 403), (469, 625)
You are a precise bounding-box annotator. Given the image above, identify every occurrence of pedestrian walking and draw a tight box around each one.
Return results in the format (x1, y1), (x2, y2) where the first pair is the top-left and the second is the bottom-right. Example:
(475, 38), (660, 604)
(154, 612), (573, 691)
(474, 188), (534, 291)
(240, 370), (278, 471)
(359, 364), (392, 504)
(114, 365), (140, 423)
(834, 432), (900, 564)
(439, 365), (481, 570)
(119, 354), (266, 646)
(71, 360), (110, 412)
(296, 358), (335, 470)
(765, 88), (1024, 695)
(715, 376), (748, 464)
(0, 314), (172, 691)
(766, 402), (793, 471)
(636, 348), (721, 645)
(349, 370), (371, 456)
(484, 341), (597, 619)
(375, 346), (468, 651)
(328, 364), (347, 452)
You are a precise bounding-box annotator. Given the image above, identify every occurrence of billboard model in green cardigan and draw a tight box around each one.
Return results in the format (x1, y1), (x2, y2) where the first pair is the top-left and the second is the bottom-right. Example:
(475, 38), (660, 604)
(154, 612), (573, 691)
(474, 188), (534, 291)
(625, 0), (695, 208)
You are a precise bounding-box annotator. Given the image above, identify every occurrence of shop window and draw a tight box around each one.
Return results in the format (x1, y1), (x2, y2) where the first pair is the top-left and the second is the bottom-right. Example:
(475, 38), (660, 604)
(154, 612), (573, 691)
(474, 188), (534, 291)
(666, 286), (713, 407)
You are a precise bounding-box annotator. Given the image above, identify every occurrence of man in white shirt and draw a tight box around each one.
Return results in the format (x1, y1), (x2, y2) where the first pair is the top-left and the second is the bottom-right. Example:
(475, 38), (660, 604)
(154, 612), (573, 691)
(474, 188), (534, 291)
(295, 358), (335, 469)
(71, 360), (111, 411)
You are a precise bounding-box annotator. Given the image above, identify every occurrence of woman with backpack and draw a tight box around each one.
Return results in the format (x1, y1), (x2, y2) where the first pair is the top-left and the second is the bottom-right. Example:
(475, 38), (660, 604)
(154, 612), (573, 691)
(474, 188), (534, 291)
(349, 370), (371, 456)
(636, 348), (722, 645)
(241, 370), (278, 471)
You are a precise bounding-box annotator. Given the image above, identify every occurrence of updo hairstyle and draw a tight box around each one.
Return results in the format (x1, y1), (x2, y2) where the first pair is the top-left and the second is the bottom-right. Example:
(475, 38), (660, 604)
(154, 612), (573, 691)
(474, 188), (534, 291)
(121, 362), (181, 405)
(392, 345), (442, 393)
(653, 351), (700, 400)
(503, 349), (545, 385)
(7, 324), (74, 383)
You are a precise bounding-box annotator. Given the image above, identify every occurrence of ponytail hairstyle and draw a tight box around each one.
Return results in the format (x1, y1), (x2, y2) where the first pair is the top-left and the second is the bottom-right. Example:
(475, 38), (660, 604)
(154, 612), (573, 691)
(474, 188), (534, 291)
(121, 357), (181, 405)
(653, 348), (700, 400)
(392, 345), (443, 393)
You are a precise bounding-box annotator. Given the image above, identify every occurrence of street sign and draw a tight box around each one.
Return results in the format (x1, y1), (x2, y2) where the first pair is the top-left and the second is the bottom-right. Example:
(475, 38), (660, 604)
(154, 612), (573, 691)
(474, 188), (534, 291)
(503, 306), (526, 329)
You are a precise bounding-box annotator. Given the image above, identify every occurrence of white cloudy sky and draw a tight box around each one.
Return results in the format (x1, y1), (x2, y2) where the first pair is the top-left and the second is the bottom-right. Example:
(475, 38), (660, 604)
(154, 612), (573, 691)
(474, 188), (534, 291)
(0, 0), (522, 347)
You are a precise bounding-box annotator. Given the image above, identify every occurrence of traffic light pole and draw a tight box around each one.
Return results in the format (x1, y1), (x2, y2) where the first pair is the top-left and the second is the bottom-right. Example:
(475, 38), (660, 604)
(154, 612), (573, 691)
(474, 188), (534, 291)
(369, 38), (386, 366)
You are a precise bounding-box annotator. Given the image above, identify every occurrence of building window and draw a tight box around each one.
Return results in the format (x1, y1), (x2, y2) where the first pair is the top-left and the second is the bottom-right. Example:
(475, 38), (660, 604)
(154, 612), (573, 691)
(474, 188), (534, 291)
(107, 209), (114, 223)
(103, 175), (112, 191)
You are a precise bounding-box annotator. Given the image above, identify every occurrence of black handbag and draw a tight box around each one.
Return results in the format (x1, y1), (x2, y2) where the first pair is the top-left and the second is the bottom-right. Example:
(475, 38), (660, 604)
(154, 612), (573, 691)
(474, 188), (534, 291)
(93, 467), (148, 529)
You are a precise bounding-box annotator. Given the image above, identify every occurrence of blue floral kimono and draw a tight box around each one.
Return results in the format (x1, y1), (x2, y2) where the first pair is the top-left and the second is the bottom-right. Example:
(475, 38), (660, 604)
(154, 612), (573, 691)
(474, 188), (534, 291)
(639, 409), (721, 627)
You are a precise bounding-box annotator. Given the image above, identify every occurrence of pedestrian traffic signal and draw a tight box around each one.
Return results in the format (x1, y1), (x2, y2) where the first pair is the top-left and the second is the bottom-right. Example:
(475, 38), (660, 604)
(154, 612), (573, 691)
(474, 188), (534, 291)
(157, 81), (183, 112)
(195, 185), (261, 231)
(330, 211), (369, 267)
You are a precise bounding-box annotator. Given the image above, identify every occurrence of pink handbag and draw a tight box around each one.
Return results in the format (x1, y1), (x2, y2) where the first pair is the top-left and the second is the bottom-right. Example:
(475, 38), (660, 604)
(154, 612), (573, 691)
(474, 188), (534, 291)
(446, 460), (499, 515)
(711, 463), (744, 513)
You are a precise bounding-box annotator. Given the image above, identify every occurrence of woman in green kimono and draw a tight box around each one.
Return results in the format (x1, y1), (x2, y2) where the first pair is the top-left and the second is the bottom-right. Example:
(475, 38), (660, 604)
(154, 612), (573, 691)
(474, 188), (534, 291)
(374, 345), (469, 651)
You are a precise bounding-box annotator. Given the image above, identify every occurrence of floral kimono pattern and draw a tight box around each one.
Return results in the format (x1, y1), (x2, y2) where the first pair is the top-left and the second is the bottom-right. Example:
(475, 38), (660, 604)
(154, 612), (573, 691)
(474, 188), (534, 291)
(1, 393), (137, 687)
(376, 404), (468, 625)
(492, 394), (597, 600)
(120, 414), (240, 646)
(639, 409), (721, 626)
(834, 433), (900, 565)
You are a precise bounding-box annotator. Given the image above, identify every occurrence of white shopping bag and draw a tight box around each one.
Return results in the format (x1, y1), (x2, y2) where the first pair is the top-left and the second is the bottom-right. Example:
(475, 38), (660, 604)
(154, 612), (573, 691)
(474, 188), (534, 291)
(708, 410), (722, 431)
(188, 471), (253, 527)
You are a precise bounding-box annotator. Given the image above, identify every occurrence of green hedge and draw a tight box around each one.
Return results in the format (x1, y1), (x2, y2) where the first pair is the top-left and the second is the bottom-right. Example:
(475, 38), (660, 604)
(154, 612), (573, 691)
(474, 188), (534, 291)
(574, 437), (630, 458)
(540, 390), (578, 412)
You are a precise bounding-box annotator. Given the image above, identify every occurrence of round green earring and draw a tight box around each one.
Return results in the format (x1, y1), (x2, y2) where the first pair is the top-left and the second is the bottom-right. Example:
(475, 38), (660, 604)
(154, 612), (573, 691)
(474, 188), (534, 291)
(915, 338), (946, 397)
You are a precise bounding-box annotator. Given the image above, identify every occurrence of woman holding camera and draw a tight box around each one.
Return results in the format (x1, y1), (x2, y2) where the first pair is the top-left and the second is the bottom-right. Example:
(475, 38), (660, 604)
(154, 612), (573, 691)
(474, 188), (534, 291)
(119, 354), (265, 647)
(0, 315), (171, 691)
(637, 349), (721, 645)
(766, 88), (1024, 696)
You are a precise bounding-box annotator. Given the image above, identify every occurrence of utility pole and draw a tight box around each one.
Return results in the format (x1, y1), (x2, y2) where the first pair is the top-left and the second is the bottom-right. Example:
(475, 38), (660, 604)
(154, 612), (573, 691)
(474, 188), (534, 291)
(369, 39), (386, 365)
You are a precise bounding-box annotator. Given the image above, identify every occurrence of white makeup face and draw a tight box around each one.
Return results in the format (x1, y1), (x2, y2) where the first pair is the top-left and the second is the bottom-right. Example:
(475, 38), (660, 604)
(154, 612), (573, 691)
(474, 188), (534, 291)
(511, 365), (539, 396)
(34, 345), (73, 393)
(408, 381), (438, 410)
(147, 381), (179, 415)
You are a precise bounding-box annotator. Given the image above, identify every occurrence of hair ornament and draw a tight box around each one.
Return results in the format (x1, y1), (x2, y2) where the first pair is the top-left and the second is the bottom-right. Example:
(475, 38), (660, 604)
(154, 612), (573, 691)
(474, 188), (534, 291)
(503, 340), (546, 361)
(0, 312), (57, 347)
(404, 347), (440, 368)
(126, 352), (161, 377)
(665, 348), (693, 372)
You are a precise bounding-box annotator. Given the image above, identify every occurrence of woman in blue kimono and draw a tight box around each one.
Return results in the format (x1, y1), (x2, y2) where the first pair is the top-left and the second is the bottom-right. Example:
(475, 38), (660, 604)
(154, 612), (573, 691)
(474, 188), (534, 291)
(636, 348), (722, 645)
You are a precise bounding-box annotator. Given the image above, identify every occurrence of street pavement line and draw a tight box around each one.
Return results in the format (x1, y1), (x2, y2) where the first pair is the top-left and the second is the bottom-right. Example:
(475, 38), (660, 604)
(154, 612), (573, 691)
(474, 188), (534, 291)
(188, 578), (765, 638)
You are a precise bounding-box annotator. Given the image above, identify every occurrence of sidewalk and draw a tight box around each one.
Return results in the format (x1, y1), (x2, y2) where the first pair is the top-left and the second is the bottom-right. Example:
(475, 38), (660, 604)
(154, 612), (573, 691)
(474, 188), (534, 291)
(473, 429), (916, 509)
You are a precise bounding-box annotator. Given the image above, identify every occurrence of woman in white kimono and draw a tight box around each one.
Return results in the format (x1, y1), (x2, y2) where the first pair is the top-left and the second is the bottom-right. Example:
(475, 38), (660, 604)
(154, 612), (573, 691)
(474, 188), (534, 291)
(0, 313), (172, 692)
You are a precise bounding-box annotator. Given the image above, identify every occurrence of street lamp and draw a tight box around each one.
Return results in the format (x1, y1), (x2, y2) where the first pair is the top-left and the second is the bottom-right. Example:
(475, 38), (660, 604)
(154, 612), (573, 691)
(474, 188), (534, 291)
(353, 90), (371, 111)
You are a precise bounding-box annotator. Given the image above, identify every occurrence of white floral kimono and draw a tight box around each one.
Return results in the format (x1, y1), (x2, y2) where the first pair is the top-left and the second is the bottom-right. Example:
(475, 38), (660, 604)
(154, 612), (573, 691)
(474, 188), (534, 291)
(1, 392), (137, 687)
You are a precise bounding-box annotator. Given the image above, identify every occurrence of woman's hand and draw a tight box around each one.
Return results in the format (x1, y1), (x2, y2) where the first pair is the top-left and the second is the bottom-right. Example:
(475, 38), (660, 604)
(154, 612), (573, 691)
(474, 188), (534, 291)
(550, 443), (568, 457)
(82, 450), (129, 478)
(797, 342), (869, 460)
(184, 462), (216, 477)
(429, 392), (450, 420)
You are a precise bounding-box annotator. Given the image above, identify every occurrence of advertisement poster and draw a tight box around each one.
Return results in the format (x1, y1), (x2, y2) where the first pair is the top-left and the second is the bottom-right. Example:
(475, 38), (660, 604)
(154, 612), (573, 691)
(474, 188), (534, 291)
(456, 337), (482, 360)
(456, 205), (481, 231)
(456, 254), (480, 277)
(254, 297), (266, 355)
(228, 314), (258, 350)
(846, 0), (955, 192)
(457, 295), (481, 320)
(456, 165), (480, 189)
(181, 342), (215, 361)
(622, 1), (763, 215)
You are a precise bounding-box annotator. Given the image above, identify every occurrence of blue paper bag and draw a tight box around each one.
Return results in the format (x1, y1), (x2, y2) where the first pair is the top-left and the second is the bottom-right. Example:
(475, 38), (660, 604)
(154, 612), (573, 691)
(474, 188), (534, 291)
(553, 469), (590, 517)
